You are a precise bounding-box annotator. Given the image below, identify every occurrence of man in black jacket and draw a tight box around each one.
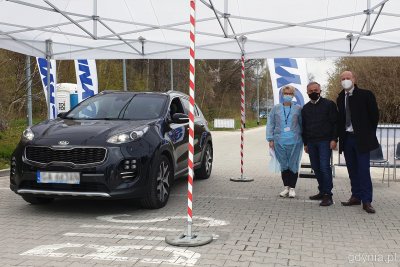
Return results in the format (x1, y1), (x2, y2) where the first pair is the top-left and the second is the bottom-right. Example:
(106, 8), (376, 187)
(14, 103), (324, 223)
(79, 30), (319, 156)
(337, 71), (379, 214)
(302, 82), (338, 206)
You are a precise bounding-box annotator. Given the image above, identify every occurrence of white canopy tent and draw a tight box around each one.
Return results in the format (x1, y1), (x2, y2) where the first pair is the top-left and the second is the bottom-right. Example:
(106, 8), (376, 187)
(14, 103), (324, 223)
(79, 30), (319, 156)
(2, 0), (399, 246)
(1, 0), (399, 59)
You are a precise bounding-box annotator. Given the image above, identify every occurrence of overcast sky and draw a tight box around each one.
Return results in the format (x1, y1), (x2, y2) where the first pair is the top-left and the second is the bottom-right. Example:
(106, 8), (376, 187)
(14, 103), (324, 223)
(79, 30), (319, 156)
(306, 58), (337, 89)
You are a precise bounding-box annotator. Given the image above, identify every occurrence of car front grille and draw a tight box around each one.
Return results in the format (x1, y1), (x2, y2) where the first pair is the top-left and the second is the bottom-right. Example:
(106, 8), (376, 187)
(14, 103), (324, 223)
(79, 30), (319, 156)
(25, 146), (107, 165)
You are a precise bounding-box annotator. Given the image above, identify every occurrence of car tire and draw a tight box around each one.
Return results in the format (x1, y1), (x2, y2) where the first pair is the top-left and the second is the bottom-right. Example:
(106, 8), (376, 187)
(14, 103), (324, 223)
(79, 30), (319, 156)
(195, 143), (213, 179)
(22, 195), (54, 205)
(141, 155), (173, 209)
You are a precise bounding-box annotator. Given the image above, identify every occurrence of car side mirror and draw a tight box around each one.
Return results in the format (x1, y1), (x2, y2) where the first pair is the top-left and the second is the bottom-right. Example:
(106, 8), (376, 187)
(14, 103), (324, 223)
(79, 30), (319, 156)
(172, 113), (189, 124)
(57, 112), (67, 119)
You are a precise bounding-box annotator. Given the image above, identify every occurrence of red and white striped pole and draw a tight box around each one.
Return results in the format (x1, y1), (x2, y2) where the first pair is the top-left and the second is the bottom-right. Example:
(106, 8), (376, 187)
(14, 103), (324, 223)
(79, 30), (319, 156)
(240, 54), (245, 178)
(187, 0), (196, 237)
(230, 45), (253, 182)
(166, 0), (213, 246)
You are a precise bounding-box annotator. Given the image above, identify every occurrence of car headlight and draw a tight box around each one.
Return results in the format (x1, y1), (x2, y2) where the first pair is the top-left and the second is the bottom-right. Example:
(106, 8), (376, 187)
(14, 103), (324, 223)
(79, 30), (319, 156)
(22, 128), (35, 141)
(107, 127), (149, 144)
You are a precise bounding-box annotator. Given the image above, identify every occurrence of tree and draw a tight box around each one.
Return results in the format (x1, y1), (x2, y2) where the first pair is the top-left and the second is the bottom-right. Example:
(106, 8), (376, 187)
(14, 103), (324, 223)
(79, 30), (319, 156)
(326, 57), (400, 123)
(0, 48), (266, 127)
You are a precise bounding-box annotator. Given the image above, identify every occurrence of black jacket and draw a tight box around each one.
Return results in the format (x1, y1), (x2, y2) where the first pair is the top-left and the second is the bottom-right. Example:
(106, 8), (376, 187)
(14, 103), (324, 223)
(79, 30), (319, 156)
(301, 97), (338, 146)
(336, 85), (379, 154)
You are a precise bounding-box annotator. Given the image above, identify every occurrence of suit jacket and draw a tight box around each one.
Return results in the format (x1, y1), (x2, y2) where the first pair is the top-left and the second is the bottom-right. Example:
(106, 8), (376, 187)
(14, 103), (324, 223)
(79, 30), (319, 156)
(337, 85), (379, 154)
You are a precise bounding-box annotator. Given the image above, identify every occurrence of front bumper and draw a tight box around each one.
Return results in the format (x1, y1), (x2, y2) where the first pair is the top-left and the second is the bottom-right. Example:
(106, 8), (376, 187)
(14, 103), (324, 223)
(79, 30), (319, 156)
(10, 145), (154, 199)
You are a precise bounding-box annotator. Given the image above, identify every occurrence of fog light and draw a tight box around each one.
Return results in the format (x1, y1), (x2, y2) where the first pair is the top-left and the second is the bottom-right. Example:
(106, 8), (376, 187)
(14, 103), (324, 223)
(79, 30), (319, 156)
(122, 159), (138, 171)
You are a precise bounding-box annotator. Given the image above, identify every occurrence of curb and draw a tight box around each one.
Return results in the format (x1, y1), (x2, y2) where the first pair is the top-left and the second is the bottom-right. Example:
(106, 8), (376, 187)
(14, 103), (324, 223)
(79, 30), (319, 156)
(0, 169), (9, 177)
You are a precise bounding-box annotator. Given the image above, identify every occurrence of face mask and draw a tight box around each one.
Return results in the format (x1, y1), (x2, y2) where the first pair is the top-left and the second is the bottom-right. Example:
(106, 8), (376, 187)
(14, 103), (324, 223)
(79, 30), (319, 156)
(308, 92), (320, 101)
(341, 79), (353, 90)
(283, 95), (293, 103)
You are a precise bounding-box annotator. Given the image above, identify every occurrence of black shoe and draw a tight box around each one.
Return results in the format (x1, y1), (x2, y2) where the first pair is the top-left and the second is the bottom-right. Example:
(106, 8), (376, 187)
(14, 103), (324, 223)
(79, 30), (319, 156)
(309, 193), (323, 200)
(363, 203), (376, 214)
(341, 196), (361, 206)
(319, 194), (333, 206)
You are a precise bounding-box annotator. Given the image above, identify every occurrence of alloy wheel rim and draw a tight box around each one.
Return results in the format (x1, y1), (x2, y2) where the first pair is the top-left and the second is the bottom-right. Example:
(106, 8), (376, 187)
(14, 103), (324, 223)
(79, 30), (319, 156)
(156, 161), (170, 202)
(205, 147), (212, 175)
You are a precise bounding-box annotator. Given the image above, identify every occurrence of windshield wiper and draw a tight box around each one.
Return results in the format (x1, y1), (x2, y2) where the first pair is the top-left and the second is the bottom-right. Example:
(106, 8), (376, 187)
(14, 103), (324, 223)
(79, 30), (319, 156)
(118, 95), (136, 119)
(64, 117), (116, 120)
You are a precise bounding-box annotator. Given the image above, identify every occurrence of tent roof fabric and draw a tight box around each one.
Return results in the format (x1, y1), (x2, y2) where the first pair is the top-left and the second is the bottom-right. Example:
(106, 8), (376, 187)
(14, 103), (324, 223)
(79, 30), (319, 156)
(0, 0), (399, 59)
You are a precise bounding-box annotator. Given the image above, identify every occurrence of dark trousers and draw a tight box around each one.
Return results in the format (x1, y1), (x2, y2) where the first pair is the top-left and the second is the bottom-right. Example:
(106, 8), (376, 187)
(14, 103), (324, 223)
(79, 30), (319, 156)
(307, 141), (333, 196)
(343, 134), (373, 203)
(281, 170), (298, 188)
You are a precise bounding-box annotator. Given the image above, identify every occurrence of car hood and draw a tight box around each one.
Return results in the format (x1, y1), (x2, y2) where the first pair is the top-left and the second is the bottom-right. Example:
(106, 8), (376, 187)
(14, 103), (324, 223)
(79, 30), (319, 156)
(30, 118), (156, 146)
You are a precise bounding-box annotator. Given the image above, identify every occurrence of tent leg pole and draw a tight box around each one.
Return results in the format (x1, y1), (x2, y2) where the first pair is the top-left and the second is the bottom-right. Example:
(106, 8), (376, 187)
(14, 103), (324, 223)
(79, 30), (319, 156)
(170, 59), (173, 91)
(26, 55), (32, 126)
(45, 39), (52, 120)
(123, 59), (127, 91)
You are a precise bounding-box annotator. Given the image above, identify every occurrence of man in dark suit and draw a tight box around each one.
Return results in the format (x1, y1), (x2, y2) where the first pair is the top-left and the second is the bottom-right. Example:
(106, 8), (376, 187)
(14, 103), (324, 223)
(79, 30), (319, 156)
(337, 71), (379, 214)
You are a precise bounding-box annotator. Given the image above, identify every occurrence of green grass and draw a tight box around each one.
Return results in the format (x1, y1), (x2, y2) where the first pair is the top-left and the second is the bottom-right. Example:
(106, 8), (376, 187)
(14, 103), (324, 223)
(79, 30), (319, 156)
(0, 119), (41, 169)
(0, 162), (8, 170)
(244, 118), (267, 129)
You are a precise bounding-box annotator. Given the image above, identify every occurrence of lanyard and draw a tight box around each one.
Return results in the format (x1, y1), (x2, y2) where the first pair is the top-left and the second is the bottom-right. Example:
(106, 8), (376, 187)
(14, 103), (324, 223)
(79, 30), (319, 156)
(283, 104), (292, 126)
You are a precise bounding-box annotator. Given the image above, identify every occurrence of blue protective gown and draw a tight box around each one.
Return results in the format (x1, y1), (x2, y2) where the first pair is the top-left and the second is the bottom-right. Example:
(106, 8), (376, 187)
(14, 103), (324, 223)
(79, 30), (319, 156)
(266, 103), (303, 173)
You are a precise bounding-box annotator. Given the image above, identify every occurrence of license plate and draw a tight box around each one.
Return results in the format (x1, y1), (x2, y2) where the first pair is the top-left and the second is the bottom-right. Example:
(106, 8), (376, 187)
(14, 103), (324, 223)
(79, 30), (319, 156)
(37, 171), (80, 184)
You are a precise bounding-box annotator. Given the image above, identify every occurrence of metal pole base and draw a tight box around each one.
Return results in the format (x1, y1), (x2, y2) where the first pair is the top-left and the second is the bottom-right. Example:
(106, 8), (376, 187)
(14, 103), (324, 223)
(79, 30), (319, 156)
(165, 233), (213, 247)
(230, 177), (254, 182)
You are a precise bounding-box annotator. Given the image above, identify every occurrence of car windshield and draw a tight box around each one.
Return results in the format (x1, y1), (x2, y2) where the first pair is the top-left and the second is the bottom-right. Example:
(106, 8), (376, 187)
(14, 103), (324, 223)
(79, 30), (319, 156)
(65, 93), (167, 120)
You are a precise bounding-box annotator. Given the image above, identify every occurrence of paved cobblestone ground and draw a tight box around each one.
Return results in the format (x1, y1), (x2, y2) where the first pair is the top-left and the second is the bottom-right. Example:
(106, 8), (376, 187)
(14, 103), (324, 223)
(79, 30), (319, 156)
(1, 127), (399, 267)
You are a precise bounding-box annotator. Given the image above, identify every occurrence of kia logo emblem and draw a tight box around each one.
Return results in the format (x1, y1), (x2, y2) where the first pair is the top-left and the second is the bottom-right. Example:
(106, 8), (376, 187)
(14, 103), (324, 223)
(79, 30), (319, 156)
(58, 140), (69, 145)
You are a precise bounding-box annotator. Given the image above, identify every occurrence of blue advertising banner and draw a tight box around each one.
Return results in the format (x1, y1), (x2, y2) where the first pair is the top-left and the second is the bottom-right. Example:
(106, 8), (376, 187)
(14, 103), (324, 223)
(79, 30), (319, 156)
(74, 59), (98, 103)
(267, 58), (309, 107)
(36, 57), (57, 119)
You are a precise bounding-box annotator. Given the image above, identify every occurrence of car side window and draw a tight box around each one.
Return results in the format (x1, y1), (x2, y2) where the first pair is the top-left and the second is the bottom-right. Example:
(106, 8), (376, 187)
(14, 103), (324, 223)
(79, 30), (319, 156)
(169, 97), (185, 118)
(181, 97), (200, 117)
(180, 97), (190, 115)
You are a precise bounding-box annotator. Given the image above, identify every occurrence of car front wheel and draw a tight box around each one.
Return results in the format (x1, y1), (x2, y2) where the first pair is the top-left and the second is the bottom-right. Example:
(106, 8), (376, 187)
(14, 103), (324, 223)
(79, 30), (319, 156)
(141, 155), (173, 209)
(195, 143), (213, 179)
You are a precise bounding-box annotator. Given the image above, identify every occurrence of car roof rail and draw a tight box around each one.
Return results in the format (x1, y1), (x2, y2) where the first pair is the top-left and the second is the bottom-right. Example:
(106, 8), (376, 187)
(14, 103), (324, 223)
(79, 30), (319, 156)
(100, 90), (126, 94)
(101, 90), (174, 96)
(167, 90), (188, 97)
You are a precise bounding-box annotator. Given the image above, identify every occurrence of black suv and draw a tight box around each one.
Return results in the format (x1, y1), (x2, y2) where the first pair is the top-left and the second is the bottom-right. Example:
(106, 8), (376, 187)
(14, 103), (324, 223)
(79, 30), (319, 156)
(10, 90), (213, 209)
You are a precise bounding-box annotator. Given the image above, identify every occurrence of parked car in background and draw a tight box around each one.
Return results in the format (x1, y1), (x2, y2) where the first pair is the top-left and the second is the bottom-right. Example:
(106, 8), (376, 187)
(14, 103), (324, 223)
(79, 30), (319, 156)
(10, 90), (213, 209)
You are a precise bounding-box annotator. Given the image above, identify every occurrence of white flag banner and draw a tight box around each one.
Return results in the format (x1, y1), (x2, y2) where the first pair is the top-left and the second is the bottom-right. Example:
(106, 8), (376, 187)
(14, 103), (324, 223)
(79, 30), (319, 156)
(36, 57), (57, 119)
(267, 58), (309, 107)
(74, 59), (98, 102)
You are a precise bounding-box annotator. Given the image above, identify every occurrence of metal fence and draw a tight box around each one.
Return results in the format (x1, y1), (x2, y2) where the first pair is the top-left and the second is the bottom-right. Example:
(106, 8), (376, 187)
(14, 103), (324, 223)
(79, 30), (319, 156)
(336, 124), (400, 178)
